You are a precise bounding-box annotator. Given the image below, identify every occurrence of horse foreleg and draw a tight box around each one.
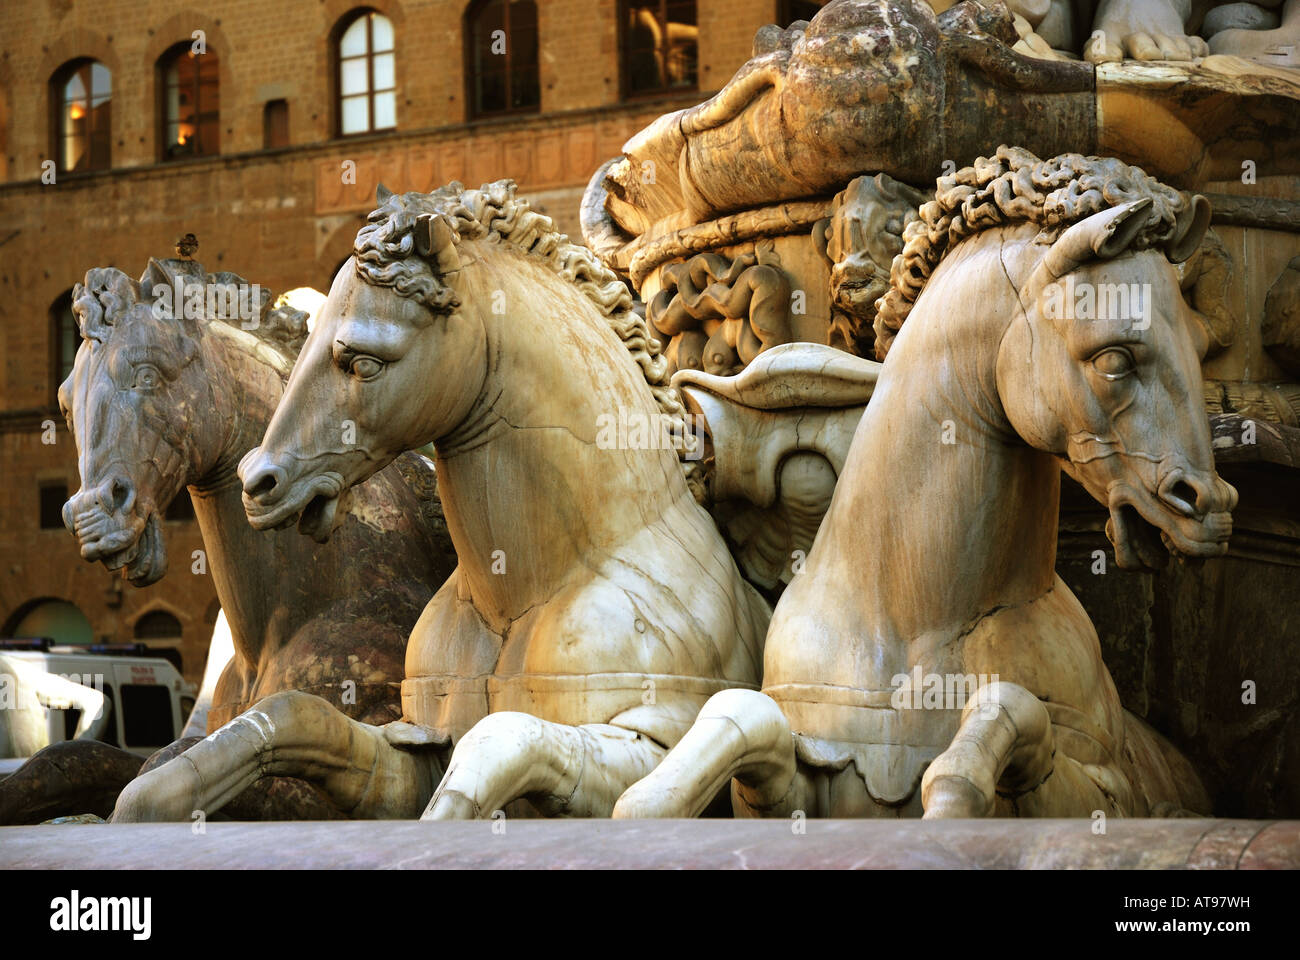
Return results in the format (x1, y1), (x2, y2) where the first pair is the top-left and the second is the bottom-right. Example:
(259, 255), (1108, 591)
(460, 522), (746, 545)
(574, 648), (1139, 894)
(421, 712), (666, 820)
(613, 689), (800, 819)
(111, 691), (439, 822)
(921, 681), (1055, 818)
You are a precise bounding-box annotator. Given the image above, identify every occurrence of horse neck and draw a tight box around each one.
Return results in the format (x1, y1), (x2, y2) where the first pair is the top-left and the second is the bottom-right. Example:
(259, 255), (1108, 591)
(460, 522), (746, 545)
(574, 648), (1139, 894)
(433, 249), (691, 628)
(186, 329), (304, 664)
(825, 238), (1062, 646)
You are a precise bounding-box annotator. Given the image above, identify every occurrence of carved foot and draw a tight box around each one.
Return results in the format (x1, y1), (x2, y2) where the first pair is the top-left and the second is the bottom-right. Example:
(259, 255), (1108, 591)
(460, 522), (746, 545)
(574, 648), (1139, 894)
(1085, 0), (1210, 62)
(921, 681), (1054, 819)
(613, 688), (797, 819)
(422, 713), (666, 820)
(1208, 0), (1300, 66)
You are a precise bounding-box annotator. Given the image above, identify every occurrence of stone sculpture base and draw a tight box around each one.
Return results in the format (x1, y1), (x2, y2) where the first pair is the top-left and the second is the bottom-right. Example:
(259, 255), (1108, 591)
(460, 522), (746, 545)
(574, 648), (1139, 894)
(1, 819), (1294, 869)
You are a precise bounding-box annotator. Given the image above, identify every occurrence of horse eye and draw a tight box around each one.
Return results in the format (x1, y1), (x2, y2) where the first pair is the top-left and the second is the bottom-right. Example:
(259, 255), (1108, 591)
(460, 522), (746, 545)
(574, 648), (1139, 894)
(133, 364), (161, 390)
(1091, 347), (1135, 380)
(349, 355), (384, 380)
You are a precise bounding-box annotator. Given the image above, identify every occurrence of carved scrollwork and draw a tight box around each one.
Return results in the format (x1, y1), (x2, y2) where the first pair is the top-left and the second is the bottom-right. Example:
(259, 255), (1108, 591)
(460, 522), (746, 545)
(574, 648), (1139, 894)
(647, 239), (794, 377)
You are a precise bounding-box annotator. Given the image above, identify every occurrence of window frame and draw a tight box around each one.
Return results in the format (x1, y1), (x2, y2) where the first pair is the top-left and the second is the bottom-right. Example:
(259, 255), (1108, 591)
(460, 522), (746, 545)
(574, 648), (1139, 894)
(619, 0), (698, 101)
(157, 41), (221, 161)
(49, 59), (112, 175)
(333, 9), (397, 138)
(464, 0), (541, 120)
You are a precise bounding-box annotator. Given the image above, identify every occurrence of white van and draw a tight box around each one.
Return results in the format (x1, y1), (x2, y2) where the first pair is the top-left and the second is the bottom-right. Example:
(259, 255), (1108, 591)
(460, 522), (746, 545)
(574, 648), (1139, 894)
(0, 640), (196, 764)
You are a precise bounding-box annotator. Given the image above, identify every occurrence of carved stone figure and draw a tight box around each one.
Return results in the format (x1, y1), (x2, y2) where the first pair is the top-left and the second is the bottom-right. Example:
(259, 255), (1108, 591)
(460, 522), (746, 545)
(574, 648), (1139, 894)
(60, 260), (453, 727)
(36, 0), (1297, 837)
(111, 181), (778, 822)
(674, 344), (879, 595)
(0, 260), (455, 824)
(614, 147), (1233, 819)
(587, 0), (1300, 818)
(813, 173), (929, 355)
(589, 0), (1299, 257)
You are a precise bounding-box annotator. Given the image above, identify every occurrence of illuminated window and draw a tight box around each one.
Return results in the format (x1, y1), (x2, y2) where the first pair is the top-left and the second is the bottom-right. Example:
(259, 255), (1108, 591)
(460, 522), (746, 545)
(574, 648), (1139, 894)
(160, 43), (220, 159)
(336, 10), (396, 136)
(52, 60), (111, 173)
(621, 1), (697, 98)
(466, 0), (539, 118)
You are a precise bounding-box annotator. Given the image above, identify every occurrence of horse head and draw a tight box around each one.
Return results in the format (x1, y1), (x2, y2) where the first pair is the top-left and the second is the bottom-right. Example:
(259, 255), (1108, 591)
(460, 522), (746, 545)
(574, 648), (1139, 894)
(60, 267), (206, 585)
(996, 190), (1237, 570)
(240, 183), (489, 542)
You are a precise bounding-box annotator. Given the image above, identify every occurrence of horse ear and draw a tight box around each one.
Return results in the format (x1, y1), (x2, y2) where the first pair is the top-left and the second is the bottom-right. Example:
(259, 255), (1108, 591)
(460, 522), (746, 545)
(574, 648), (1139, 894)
(377, 183), (393, 204)
(1090, 198), (1153, 259)
(1022, 200), (1153, 310)
(1166, 194), (1211, 264)
(1042, 199), (1153, 275)
(415, 213), (461, 274)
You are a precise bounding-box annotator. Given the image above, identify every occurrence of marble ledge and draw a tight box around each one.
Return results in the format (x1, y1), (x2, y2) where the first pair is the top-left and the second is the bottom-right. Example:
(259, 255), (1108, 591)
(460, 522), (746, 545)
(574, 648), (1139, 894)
(0, 818), (1295, 870)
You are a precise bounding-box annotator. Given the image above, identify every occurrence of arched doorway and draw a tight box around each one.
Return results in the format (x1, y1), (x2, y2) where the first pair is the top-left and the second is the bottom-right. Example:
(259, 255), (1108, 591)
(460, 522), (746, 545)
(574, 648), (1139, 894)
(2, 598), (93, 646)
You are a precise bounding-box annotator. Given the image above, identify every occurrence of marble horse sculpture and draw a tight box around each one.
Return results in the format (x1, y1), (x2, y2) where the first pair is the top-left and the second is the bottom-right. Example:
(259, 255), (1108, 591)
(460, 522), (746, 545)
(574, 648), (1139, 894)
(112, 181), (772, 822)
(60, 263), (453, 728)
(615, 147), (1235, 820)
(0, 263), (455, 824)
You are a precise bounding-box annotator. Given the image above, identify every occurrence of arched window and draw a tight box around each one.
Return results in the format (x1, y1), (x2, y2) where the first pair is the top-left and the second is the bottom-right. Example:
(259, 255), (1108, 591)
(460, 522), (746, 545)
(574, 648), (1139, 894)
(335, 10), (396, 136)
(159, 42), (219, 159)
(778, 0), (826, 26)
(50, 288), (77, 404)
(621, 1), (697, 98)
(51, 59), (111, 173)
(466, 1), (539, 118)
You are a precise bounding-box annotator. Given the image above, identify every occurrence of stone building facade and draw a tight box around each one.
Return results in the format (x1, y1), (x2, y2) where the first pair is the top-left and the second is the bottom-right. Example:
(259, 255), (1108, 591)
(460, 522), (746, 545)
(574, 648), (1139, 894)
(0, 0), (828, 685)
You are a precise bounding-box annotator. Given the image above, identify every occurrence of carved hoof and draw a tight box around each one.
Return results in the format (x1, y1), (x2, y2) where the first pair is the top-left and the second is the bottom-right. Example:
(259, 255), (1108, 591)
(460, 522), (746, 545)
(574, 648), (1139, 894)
(921, 774), (992, 819)
(421, 789), (479, 821)
(110, 764), (200, 823)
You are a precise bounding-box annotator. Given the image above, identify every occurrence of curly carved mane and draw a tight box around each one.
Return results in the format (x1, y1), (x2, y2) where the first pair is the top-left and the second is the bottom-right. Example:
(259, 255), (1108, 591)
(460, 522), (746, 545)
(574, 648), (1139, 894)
(353, 179), (701, 486)
(73, 265), (308, 377)
(873, 145), (1201, 360)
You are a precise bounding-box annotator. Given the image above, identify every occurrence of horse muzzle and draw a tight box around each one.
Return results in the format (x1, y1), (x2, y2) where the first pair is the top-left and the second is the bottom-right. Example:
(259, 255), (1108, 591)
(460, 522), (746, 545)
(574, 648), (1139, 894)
(240, 447), (349, 543)
(64, 480), (168, 585)
(1105, 469), (1237, 570)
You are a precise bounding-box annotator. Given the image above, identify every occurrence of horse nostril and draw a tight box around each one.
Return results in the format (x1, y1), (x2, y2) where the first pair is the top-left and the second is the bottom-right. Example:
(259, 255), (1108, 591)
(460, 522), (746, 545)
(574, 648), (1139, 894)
(244, 464), (288, 503)
(1161, 479), (1201, 517)
(94, 477), (135, 515)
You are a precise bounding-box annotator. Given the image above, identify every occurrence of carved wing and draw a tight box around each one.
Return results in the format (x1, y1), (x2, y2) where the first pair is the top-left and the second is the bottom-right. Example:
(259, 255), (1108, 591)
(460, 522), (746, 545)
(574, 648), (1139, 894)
(673, 342), (880, 595)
